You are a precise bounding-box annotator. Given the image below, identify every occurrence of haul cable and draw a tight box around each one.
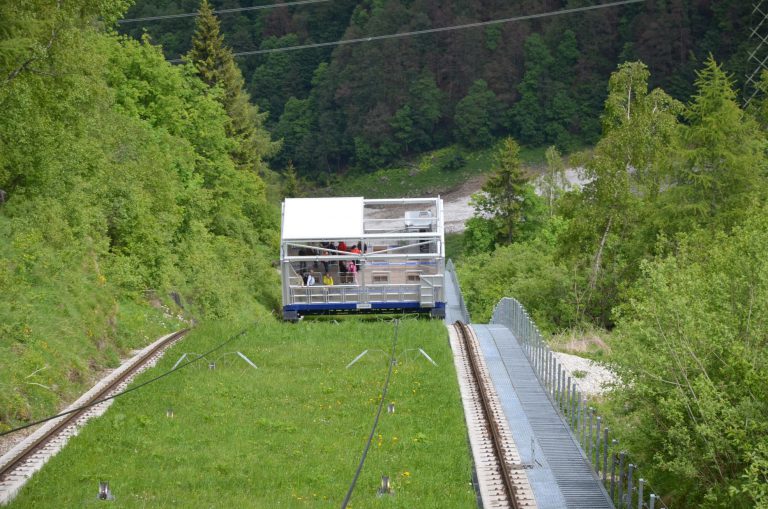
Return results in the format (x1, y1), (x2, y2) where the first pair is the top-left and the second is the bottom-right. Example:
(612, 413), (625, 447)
(340, 319), (399, 509)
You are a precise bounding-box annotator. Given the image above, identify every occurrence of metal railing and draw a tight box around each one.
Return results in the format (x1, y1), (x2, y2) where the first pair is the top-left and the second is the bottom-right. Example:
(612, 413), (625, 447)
(290, 284), (421, 305)
(490, 297), (668, 509)
(446, 260), (470, 323)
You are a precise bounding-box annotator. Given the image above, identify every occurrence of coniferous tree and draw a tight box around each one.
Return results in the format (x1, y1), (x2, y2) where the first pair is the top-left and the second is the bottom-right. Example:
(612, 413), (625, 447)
(186, 0), (277, 174)
(512, 34), (553, 146)
(470, 138), (531, 244)
(673, 57), (766, 230)
(282, 161), (301, 198)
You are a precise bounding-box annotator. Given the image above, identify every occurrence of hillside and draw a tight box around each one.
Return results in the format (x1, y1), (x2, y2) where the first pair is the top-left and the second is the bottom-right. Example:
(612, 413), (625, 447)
(0, 0), (279, 433)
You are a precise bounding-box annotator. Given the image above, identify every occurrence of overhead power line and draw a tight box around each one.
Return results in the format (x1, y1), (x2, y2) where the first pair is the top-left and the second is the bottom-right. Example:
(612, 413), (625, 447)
(118, 0), (330, 24)
(168, 0), (644, 62)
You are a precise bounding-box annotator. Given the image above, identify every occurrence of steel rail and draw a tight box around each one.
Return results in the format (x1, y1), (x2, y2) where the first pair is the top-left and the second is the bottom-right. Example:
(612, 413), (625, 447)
(0, 329), (189, 481)
(455, 321), (522, 509)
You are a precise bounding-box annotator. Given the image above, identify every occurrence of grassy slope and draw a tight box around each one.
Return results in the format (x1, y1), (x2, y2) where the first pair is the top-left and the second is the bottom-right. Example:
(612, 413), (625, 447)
(323, 143), (548, 199)
(0, 274), (182, 429)
(8, 318), (474, 508)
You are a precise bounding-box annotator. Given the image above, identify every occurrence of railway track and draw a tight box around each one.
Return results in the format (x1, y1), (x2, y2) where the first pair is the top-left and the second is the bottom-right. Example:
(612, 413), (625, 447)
(0, 329), (189, 505)
(451, 321), (536, 509)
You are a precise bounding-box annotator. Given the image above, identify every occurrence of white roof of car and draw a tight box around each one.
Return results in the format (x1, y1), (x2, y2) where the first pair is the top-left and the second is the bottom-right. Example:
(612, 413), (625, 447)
(281, 197), (365, 240)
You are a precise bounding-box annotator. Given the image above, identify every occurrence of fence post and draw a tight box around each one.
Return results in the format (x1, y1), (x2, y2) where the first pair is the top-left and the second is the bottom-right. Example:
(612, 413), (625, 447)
(550, 354), (556, 397)
(649, 493), (656, 509)
(538, 340), (543, 382)
(571, 385), (577, 428)
(595, 416), (602, 470)
(638, 478), (644, 509)
(610, 448), (617, 502)
(546, 348), (551, 392)
(618, 452), (625, 508)
(626, 463), (634, 509)
(566, 376), (572, 419)
(603, 427), (609, 483)
(586, 407), (595, 463)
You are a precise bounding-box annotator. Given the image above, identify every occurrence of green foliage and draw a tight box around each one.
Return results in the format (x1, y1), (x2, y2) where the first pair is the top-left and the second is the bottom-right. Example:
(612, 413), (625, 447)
(0, 3), (280, 430)
(540, 146), (569, 217)
(560, 62), (683, 323)
(462, 216), (496, 256)
(328, 144), (497, 198)
(512, 34), (554, 147)
(665, 57), (767, 231)
(458, 217), (578, 331)
(282, 161), (301, 198)
(121, 0), (750, 179)
(469, 138), (543, 245)
(186, 0), (278, 174)
(454, 79), (500, 149)
(458, 57), (768, 506)
(609, 209), (768, 507)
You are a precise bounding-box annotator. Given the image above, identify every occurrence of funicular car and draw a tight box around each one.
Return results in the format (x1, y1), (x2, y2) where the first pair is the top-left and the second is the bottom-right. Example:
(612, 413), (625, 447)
(280, 197), (446, 321)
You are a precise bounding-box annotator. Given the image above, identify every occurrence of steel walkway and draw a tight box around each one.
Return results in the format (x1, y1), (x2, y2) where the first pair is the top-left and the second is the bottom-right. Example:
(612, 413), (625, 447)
(444, 266), (613, 509)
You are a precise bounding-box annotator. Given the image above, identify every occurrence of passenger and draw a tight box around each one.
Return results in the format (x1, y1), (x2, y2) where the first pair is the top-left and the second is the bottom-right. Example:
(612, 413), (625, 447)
(351, 244), (362, 272)
(322, 273), (334, 286)
(346, 259), (357, 284)
(306, 271), (316, 286)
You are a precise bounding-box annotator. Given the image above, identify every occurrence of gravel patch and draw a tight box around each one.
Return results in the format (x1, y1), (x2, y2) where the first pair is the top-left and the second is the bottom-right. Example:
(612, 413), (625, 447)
(553, 352), (617, 397)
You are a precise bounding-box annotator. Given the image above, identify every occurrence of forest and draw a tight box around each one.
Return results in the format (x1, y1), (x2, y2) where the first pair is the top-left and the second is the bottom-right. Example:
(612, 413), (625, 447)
(1, 0), (767, 508)
(121, 0), (752, 179)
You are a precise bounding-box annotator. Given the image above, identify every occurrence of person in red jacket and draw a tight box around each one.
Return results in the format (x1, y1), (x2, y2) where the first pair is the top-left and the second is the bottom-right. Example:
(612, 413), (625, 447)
(350, 244), (361, 273)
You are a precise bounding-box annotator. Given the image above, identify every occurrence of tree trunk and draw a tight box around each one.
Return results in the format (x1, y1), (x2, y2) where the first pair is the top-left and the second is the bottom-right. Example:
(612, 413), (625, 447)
(588, 215), (613, 290)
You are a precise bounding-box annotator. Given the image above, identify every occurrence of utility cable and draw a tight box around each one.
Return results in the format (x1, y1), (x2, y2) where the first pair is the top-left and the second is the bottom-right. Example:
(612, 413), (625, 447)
(340, 319), (400, 509)
(167, 0), (644, 62)
(0, 323), (258, 438)
(118, 0), (330, 24)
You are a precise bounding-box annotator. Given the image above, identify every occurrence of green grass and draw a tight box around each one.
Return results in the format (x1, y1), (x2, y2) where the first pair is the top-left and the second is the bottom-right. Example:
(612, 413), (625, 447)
(548, 326), (612, 362)
(325, 146), (492, 198)
(8, 318), (474, 508)
(0, 273), (181, 430)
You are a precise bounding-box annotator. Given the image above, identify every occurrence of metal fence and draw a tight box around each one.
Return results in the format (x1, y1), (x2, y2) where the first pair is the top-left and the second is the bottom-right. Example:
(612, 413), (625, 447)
(490, 297), (668, 509)
(446, 260), (470, 323)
